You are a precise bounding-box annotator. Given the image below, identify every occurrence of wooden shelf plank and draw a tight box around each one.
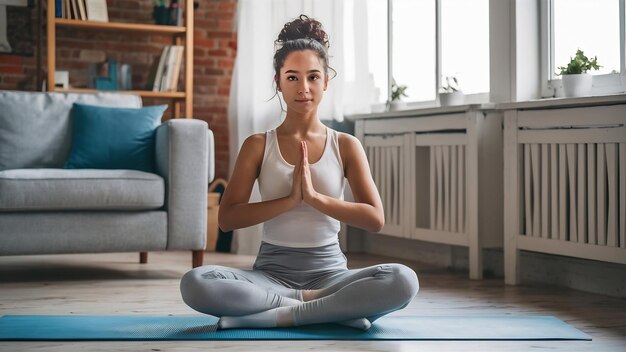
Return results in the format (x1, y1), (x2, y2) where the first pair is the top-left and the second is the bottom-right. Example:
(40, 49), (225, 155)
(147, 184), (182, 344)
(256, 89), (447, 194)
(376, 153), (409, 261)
(55, 18), (186, 35)
(55, 87), (186, 99)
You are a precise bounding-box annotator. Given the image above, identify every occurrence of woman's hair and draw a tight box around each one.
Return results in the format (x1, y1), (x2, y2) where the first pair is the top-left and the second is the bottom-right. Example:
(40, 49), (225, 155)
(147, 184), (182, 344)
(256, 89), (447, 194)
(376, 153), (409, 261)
(271, 15), (337, 106)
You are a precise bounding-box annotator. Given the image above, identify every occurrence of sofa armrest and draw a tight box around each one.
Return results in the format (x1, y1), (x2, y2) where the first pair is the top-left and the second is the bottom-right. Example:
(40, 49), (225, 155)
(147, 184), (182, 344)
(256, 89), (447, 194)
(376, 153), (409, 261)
(155, 119), (211, 250)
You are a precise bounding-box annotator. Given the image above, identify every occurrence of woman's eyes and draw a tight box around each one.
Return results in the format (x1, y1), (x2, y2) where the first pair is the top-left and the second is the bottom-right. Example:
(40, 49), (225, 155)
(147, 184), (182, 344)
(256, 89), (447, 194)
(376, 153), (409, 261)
(287, 75), (320, 81)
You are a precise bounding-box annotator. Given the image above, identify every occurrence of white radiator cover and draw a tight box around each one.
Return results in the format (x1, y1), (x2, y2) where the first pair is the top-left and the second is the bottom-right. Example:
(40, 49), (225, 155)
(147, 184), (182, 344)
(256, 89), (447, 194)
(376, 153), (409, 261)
(504, 103), (626, 285)
(355, 108), (504, 280)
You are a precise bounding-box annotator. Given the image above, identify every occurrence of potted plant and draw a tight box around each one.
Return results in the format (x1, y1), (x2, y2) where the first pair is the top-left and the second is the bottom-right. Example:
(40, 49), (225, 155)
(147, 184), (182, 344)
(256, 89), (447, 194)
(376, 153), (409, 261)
(439, 76), (464, 106)
(388, 79), (408, 111)
(557, 49), (601, 97)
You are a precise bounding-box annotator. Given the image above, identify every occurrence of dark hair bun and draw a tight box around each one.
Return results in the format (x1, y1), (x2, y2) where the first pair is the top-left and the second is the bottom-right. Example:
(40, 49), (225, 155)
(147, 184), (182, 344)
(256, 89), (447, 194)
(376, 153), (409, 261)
(276, 14), (329, 49)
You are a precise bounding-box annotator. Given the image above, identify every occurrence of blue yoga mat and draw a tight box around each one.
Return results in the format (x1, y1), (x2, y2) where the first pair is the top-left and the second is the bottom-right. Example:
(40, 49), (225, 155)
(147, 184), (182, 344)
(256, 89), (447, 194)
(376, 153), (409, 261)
(0, 315), (591, 341)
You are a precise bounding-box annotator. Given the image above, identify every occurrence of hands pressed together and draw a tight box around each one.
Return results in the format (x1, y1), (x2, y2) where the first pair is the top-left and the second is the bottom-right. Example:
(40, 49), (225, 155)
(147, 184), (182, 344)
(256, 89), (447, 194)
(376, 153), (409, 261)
(289, 141), (318, 206)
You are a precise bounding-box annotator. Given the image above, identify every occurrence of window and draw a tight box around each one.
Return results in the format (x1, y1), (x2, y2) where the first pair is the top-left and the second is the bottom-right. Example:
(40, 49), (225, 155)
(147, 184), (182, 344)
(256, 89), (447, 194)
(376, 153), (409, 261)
(392, 0), (436, 102)
(364, 0), (490, 106)
(543, 0), (626, 96)
(441, 0), (490, 95)
(554, 0), (620, 75)
(366, 0), (389, 104)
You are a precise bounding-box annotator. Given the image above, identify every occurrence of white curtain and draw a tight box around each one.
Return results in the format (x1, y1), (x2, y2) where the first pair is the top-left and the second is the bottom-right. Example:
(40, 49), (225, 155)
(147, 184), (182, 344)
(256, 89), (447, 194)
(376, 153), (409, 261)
(228, 0), (373, 254)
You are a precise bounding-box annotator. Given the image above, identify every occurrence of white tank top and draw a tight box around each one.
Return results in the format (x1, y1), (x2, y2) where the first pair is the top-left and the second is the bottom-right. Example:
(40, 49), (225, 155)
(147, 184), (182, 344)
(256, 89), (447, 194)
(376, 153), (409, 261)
(258, 127), (346, 248)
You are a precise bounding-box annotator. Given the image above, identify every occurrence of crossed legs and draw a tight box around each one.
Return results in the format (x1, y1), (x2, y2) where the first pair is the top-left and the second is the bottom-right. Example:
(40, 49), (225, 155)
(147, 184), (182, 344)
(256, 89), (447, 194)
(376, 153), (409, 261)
(180, 263), (419, 330)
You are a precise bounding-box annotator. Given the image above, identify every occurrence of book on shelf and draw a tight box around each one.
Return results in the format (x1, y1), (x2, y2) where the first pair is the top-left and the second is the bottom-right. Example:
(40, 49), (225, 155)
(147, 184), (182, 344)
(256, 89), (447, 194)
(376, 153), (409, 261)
(64, 0), (69, 18)
(145, 55), (161, 91)
(63, 0), (70, 19)
(168, 45), (184, 91)
(152, 46), (170, 92)
(150, 45), (183, 92)
(62, 0), (78, 20)
(55, 0), (63, 18)
(58, 0), (103, 21)
(85, 0), (108, 22)
(77, 0), (87, 20)
(160, 46), (176, 91)
(163, 45), (183, 92)
(71, 0), (79, 19)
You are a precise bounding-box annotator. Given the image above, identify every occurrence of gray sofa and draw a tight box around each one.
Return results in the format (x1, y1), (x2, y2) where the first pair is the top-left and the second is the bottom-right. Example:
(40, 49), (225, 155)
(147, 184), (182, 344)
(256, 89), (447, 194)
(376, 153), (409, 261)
(0, 90), (214, 267)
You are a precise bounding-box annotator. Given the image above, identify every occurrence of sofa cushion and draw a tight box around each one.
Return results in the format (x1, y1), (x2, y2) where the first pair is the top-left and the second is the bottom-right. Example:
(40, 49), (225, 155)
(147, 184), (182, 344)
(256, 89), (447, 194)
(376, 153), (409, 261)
(64, 103), (167, 172)
(0, 91), (142, 171)
(0, 169), (164, 211)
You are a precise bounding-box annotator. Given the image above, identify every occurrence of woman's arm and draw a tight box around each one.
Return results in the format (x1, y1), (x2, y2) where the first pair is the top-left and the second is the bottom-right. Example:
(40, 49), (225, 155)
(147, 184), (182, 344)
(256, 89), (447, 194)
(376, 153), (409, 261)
(301, 135), (385, 232)
(218, 134), (303, 232)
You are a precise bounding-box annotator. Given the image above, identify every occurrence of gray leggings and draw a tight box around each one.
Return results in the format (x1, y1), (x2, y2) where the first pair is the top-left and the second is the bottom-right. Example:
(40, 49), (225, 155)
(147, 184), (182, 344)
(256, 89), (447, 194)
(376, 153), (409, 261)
(180, 241), (419, 326)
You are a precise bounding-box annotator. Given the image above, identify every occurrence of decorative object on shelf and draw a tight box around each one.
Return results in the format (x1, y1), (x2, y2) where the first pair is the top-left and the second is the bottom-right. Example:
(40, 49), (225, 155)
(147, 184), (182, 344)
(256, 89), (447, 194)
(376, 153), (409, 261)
(153, 0), (185, 26)
(118, 63), (132, 90)
(88, 60), (132, 91)
(439, 75), (464, 106)
(87, 59), (118, 90)
(388, 79), (408, 111)
(54, 70), (69, 89)
(153, 1), (169, 25)
(557, 49), (601, 97)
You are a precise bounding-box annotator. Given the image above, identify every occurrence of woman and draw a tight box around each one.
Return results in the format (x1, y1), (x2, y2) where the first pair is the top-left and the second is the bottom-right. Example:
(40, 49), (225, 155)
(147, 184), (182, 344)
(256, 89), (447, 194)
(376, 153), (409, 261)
(180, 14), (419, 330)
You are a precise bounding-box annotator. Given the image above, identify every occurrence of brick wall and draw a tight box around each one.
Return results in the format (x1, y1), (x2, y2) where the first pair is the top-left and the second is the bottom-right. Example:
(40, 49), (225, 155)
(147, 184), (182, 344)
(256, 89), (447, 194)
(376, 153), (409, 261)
(0, 0), (236, 181)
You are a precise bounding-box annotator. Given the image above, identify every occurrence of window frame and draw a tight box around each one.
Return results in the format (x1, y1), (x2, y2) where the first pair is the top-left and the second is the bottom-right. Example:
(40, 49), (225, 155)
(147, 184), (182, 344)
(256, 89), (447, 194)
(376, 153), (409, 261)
(540, 0), (626, 98)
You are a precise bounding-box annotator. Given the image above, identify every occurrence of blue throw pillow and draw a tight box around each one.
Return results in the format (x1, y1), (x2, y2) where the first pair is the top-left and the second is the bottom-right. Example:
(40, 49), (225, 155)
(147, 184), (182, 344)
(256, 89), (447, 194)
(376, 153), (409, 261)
(64, 103), (167, 172)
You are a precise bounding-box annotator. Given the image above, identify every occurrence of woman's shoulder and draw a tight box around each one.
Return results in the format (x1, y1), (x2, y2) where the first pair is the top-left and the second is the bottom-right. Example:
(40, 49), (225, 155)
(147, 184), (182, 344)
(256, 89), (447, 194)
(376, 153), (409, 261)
(243, 132), (267, 147)
(239, 133), (267, 166)
(337, 131), (363, 154)
(336, 131), (365, 172)
(244, 132), (265, 143)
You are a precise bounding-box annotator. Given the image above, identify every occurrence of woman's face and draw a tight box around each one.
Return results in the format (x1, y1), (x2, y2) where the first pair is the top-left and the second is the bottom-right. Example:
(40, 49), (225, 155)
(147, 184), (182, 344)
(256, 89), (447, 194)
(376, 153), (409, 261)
(277, 50), (328, 114)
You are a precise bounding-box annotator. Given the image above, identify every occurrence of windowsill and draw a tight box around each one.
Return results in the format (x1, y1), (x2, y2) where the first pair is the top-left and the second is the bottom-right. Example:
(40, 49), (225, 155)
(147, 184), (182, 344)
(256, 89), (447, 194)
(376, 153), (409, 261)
(345, 103), (496, 121)
(495, 92), (626, 110)
(346, 93), (626, 121)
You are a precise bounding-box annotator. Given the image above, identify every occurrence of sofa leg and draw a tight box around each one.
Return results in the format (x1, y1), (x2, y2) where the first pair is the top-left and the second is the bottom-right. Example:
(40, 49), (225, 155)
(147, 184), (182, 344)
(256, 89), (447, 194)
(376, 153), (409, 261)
(192, 250), (204, 268)
(140, 252), (148, 264)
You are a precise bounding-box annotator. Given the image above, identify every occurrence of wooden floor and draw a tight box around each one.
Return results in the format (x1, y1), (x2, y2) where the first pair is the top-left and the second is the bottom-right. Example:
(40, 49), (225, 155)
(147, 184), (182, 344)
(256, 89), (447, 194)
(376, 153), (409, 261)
(1, 250), (625, 352)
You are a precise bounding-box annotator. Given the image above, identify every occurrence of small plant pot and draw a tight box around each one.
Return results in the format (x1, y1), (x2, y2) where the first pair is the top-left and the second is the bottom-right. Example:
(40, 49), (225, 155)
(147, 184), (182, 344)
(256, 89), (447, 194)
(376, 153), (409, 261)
(439, 91), (464, 106)
(562, 73), (592, 97)
(389, 100), (406, 111)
